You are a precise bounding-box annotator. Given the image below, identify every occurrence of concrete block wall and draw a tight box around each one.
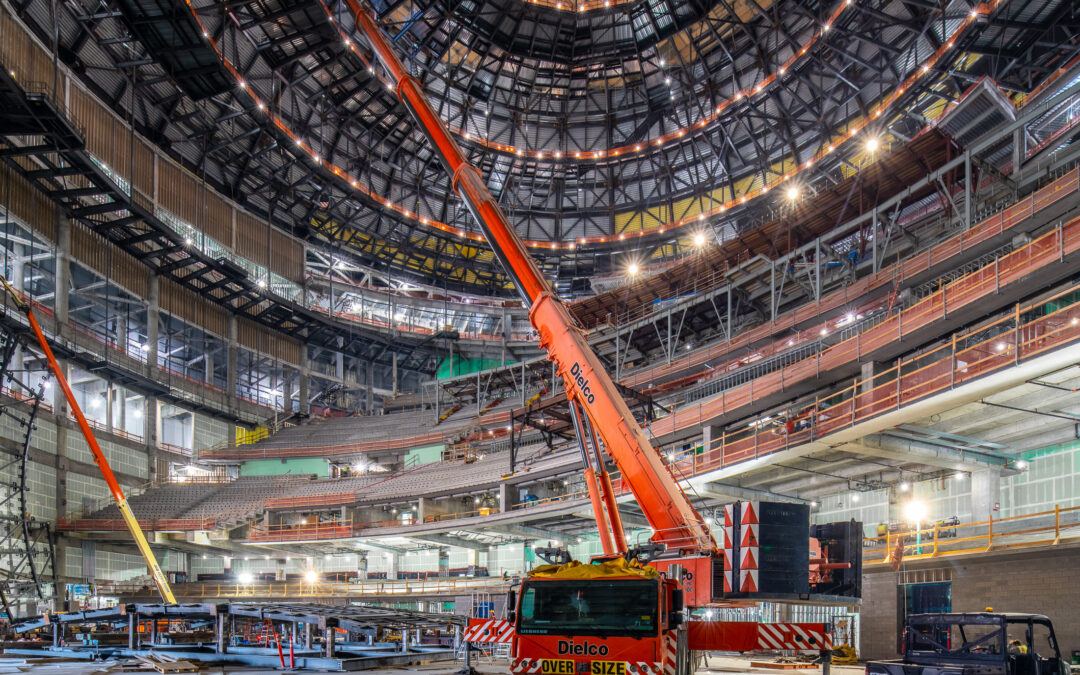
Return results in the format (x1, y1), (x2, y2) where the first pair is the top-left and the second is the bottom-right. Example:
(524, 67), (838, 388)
(193, 412), (229, 454)
(65, 432), (149, 480)
(64, 546), (148, 582)
(860, 546), (1080, 661)
(65, 472), (111, 513)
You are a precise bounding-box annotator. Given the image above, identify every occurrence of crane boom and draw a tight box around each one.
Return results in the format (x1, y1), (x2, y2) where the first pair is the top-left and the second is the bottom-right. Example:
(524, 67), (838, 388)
(1, 277), (177, 604)
(348, 2), (713, 555)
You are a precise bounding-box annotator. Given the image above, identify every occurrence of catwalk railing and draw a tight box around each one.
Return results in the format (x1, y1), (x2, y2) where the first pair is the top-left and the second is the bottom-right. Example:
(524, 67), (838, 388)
(95, 577), (511, 600)
(92, 505), (1080, 598)
(649, 209), (1080, 440)
(864, 504), (1080, 565)
(228, 277), (1080, 543)
(197, 168), (1080, 461)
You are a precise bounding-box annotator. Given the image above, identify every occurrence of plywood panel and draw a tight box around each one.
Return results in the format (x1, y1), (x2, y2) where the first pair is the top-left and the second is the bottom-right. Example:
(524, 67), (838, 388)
(157, 161), (198, 225)
(270, 229), (304, 283)
(235, 212), (268, 267)
(70, 222), (148, 297)
(203, 192), (233, 246)
(1, 166), (56, 240)
(0, 8), (59, 90)
(160, 280), (227, 337)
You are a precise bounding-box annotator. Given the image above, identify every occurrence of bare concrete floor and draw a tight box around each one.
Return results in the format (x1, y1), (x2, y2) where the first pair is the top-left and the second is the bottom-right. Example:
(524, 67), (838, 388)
(0, 656), (868, 675)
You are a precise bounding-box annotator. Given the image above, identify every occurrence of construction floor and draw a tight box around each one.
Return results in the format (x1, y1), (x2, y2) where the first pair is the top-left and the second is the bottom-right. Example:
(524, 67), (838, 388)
(0, 657), (864, 674)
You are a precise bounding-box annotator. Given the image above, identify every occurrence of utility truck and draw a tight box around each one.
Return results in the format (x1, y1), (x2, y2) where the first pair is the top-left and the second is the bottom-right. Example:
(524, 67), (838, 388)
(866, 613), (1070, 675)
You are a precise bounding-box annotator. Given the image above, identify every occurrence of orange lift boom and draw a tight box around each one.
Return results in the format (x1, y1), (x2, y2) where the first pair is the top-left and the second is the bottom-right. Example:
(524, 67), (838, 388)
(347, 2), (713, 557)
(1, 277), (177, 604)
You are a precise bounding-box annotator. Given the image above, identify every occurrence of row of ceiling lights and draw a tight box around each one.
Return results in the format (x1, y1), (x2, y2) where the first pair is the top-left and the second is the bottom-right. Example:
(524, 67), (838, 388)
(313, 0), (859, 164)
(186, 1), (992, 250)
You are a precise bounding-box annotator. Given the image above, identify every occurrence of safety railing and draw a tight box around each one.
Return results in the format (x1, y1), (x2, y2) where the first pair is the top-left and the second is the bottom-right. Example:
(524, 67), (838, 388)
(264, 493), (357, 510)
(248, 520), (354, 542)
(862, 504), (1080, 565)
(197, 169), (1080, 462)
(95, 576), (512, 600)
(588, 164), (1079, 333)
(57, 517), (216, 532)
(651, 212), (1080, 442)
(423, 506), (498, 522)
(210, 281), (1080, 542)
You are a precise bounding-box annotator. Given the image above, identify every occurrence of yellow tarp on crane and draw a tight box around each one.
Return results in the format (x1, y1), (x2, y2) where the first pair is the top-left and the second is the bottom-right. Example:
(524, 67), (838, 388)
(528, 557), (660, 579)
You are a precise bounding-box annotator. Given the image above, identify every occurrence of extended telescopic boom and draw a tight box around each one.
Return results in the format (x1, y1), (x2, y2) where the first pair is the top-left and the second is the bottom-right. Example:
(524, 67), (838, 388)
(0, 277), (177, 604)
(347, 2), (713, 555)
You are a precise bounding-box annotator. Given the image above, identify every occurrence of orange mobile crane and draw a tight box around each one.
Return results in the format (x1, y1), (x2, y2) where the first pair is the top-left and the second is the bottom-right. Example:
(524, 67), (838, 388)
(347, 0), (712, 568)
(0, 278), (176, 604)
(350, 8), (857, 674)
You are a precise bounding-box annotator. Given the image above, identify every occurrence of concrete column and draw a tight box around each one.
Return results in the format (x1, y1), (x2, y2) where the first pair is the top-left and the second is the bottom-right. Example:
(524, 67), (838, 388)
(54, 214), (70, 324)
(499, 483), (509, 513)
(971, 468), (1002, 523)
(298, 347), (310, 417)
(282, 375), (294, 415)
(105, 384), (114, 432)
(54, 359), (71, 518)
(392, 352), (399, 398)
(366, 361), (374, 413)
(146, 272), (159, 370)
(53, 537), (68, 612)
(417, 497), (427, 522)
(204, 351), (214, 386)
(701, 423), (722, 453)
(10, 243), (25, 293)
(860, 361), (881, 393)
(146, 395), (158, 444)
(226, 315), (238, 402)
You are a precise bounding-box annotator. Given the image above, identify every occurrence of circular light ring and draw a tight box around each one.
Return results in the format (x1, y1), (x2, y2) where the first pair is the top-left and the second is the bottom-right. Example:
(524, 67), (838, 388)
(184, 0), (993, 249)
(331, 0), (852, 162)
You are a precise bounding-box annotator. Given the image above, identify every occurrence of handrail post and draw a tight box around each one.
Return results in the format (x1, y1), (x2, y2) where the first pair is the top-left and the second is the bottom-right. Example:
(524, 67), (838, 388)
(1015, 302), (1021, 364)
(1054, 505), (1060, 544)
(895, 358), (902, 409)
(986, 516), (994, 551)
(932, 523), (939, 556)
(950, 334), (957, 388)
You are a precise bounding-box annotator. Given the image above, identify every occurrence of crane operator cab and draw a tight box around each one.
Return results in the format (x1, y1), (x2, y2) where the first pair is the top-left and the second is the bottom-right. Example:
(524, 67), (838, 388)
(507, 557), (690, 675)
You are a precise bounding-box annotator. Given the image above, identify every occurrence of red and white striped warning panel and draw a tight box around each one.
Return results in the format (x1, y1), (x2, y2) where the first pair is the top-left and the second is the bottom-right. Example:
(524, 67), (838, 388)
(688, 621), (831, 653)
(756, 623), (833, 652)
(663, 633), (677, 675)
(464, 618), (515, 643)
